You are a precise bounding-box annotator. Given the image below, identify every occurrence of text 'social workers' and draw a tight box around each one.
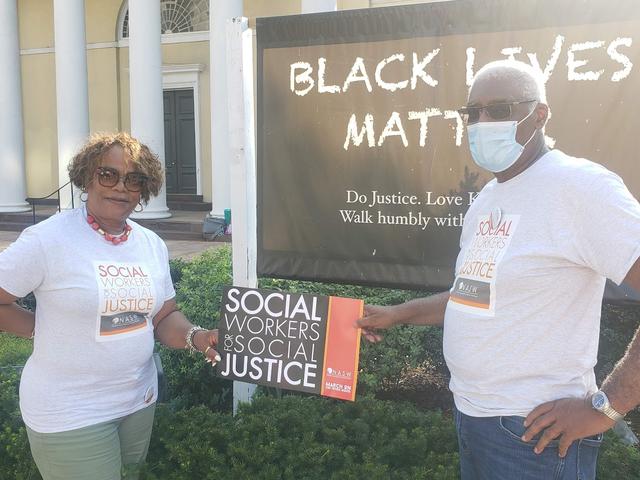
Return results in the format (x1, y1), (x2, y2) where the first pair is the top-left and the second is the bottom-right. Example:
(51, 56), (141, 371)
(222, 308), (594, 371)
(219, 288), (324, 388)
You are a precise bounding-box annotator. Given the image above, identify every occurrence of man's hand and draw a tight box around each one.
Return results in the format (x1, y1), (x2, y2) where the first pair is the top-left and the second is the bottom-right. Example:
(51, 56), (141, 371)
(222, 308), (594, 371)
(522, 397), (615, 457)
(355, 304), (398, 343)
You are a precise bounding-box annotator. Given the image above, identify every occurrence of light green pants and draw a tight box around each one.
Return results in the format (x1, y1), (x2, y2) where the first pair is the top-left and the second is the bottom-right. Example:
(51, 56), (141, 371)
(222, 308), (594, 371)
(26, 403), (156, 480)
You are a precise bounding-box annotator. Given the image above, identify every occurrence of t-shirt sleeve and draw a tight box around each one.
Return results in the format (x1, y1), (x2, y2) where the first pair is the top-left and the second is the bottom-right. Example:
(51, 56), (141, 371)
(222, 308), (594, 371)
(570, 167), (640, 285)
(0, 227), (46, 298)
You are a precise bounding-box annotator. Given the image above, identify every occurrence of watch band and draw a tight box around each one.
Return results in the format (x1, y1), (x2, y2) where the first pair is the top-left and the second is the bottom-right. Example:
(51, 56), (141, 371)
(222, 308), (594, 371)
(601, 403), (624, 422)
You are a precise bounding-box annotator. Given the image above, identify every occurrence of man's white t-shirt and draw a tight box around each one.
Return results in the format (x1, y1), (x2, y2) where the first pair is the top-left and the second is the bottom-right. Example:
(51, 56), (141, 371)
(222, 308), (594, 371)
(444, 150), (640, 417)
(0, 207), (176, 433)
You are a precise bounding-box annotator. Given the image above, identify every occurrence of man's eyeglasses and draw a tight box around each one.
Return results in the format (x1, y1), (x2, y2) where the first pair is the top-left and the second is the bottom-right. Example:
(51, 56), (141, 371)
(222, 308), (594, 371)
(458, 100), (537, 124)
(96, 166), (148, 192)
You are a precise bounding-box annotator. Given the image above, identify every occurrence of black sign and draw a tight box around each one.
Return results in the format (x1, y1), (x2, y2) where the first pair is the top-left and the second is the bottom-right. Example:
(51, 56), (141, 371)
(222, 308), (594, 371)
(217, 286), (363, 399)
(256, 0), (640, 291)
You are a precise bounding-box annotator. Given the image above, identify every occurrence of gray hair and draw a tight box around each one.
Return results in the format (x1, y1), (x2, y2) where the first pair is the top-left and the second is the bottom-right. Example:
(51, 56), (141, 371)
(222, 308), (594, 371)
(471, 60), (548, 104)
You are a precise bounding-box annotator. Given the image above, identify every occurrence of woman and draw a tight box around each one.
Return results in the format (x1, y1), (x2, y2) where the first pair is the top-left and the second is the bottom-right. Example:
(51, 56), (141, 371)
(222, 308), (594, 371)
(0, 132), (220, 480)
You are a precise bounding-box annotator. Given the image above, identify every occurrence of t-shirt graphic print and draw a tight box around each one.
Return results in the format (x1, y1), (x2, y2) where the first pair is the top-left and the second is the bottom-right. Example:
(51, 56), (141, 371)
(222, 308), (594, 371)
(449, 212), (520, 316)
(94, 261), (156, 341)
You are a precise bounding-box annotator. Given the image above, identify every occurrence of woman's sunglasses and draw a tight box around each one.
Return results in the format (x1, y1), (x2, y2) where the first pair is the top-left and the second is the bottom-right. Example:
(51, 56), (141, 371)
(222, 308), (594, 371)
(458, 100), (537, 124)
(96, 166), (148, 193)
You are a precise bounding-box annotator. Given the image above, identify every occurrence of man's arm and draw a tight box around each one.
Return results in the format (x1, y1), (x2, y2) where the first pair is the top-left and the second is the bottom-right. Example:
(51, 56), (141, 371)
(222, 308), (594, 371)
(0, 287), (35, 339)
(595, 256), (640, 414)
(523, 256), (640, 456)
(603, 256), (640, 412)
(356, 291), (449, 342)
(599, 327), (640, 412)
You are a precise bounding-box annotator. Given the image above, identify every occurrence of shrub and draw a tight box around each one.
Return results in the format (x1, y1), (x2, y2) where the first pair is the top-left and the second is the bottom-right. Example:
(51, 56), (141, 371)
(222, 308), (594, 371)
(0, 370), (40, 480)
(0, 335), (32, 367)
(142, 395), (460, 480)
(140, 394), (640, 480)
(174, 246), (233, 327)
(156, 347), (233, 411)
(258, 277), (424, 307)
(159, 246), (235, 411)
(1, 294), (35, 367)
(169, 257), (189, 286)
(598, 432), (640, 479)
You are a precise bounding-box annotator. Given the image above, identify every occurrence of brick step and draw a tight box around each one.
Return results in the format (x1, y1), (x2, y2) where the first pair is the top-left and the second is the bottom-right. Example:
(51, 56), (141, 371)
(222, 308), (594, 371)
(166, 201), (212, 211)
(0, 221), (209, 242)
(0, 221), (31, 232)
(25, 198), (59, 207)
(148, 230), (206, 241)
(134, 217), (214, 242)
(0, 211), (56, 228)
(0, 210), (231, 243)
(167, 194), (203, 202)
(134, 218), (202, 233)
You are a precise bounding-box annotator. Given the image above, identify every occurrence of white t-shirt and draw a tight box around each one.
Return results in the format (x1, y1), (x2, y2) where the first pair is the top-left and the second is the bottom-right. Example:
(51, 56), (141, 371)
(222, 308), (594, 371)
(0, 207), (176, 433)
(444, 150), (640, 417)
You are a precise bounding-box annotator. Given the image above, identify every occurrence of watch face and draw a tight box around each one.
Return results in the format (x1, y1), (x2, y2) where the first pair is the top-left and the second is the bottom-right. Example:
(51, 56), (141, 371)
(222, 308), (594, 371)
(592, 392), (606, 409)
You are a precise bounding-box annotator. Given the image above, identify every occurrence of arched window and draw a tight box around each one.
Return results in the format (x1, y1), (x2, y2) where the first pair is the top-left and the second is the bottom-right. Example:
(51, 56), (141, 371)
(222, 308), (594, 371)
(118, 0), (209, 39)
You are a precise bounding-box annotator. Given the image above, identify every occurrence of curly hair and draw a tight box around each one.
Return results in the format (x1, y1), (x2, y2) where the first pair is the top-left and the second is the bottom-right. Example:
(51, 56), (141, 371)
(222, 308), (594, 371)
(67, 132), (164, 203)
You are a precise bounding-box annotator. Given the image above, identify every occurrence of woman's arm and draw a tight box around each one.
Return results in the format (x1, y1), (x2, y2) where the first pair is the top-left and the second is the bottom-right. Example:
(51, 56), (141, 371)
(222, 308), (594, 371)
(0, 287), (35, 338)
(153, 298), (220, 364)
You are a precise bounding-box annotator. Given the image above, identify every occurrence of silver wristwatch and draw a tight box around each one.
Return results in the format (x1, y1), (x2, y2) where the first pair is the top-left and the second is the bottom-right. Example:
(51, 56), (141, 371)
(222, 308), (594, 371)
(590, 390), (624, 422)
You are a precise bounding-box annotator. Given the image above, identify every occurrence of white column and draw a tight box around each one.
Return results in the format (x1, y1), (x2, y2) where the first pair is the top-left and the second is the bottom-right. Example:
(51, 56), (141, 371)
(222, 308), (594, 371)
(0, 0), (29, 212)
(209, 0), (243, 219)
(129, 0), (171, 219)
(53, 0), (89, 209)
(301, 0), (337, 13)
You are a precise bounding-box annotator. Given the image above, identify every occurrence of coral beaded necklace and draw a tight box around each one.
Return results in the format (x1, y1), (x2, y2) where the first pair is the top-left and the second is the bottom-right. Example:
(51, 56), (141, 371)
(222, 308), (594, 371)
(86, 213), (132, 245)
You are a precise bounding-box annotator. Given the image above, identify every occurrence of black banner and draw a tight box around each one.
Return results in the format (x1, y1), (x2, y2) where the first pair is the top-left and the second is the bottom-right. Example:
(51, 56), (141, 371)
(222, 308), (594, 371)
(256, 0), (640, 291)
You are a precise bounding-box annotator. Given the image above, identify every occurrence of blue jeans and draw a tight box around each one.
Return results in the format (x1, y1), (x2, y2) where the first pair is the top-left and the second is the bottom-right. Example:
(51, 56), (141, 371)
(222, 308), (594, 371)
(454, 406), (602, 480)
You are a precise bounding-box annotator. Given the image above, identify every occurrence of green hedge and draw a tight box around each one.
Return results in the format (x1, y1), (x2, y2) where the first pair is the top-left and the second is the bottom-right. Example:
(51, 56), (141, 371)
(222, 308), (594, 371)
(2, 245), (640, 479)
(141, 395), (460, 480)
(2, 365), (639, 480)
(158, 248), (234, 411)
(0, 369), (41, 480)
(0, 336), (32, 367)
(141, 396), (639, 480)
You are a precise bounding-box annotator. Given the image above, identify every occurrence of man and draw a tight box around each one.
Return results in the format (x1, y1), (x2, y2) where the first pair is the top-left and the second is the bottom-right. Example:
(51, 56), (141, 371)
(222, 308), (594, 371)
(357, 59), (640, 479)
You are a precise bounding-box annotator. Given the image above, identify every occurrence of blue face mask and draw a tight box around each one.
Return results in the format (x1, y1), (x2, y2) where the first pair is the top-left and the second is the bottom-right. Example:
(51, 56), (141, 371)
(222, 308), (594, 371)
(466, 108), (537, 173)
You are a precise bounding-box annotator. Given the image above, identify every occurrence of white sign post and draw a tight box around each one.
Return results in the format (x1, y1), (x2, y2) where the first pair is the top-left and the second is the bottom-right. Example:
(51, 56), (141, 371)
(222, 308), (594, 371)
(226, 16), (258, 414)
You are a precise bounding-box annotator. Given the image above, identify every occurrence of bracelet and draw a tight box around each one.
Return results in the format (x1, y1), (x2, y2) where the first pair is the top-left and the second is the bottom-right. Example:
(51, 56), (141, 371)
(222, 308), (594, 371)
(185, 325), (206, 354)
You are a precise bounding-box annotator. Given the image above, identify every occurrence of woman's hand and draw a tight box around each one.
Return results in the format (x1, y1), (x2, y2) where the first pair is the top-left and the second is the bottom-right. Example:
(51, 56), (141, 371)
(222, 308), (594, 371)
(154, 300), (221, 366)
(193, 329), (221, 366)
